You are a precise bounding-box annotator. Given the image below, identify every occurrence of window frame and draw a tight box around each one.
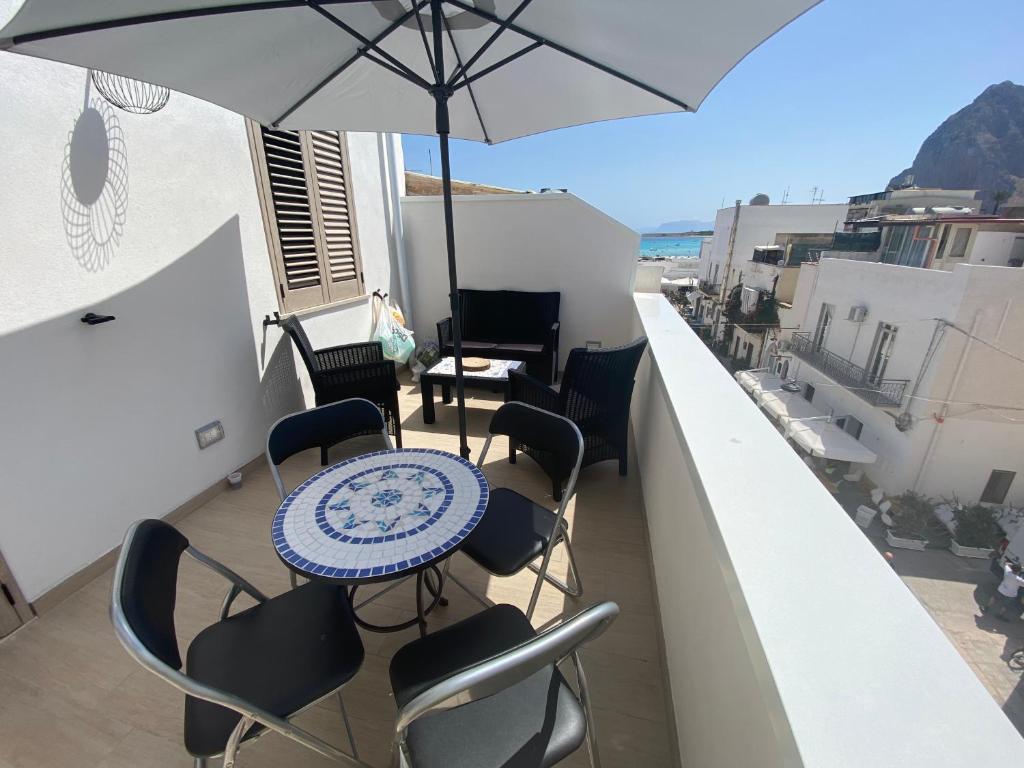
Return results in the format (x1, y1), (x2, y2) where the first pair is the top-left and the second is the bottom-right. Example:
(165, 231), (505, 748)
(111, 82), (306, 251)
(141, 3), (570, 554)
(246, 121), (364, 314)
(981, 470), (1016, 505)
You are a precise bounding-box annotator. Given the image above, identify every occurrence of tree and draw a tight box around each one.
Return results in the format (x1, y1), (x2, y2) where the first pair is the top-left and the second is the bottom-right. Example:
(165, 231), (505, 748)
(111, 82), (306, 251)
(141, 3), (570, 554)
(992, 190), (1011, 215)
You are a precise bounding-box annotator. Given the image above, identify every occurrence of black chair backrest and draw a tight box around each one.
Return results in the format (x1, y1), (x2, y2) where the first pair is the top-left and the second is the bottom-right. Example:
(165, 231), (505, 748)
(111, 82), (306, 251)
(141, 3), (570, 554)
(117, 519), (189, 670)
(489, 402), (582, 480)
(267, 398), (386, 468)
(560, 337), (648, 416)
(280, 315), (318, 375)
(458, 289), (560, 344)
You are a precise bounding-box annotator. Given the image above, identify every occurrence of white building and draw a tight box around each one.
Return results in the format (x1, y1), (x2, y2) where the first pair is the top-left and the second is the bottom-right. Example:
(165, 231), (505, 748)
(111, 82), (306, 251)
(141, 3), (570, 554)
(691, 200), (848, 367)
(780, 258), (1024, 505)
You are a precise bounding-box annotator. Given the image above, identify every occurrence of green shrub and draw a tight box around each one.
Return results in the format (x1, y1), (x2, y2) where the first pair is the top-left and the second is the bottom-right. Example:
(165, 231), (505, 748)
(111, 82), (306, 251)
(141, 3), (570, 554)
(890, 491), (937, 541)
(952, 504), (1000, 548)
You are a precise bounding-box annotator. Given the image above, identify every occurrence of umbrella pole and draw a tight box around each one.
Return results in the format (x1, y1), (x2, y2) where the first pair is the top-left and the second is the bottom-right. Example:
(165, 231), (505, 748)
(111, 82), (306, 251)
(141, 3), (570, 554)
(432, 0), (470, 460)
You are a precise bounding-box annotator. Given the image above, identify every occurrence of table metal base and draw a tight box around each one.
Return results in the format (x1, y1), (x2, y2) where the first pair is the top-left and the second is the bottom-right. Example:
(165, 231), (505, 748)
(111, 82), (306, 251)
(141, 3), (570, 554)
(348, 564), (447, 637)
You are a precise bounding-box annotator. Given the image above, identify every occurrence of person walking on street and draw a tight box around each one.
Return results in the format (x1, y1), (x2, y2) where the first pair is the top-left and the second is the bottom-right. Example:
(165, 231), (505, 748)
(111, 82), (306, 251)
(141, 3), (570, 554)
(983, 561), (1024, 621)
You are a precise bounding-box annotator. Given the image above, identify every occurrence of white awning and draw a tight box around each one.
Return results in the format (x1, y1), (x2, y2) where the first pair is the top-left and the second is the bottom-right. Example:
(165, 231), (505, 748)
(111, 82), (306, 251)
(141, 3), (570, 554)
(735, 370), (783, 399)
(786, 420), (877, 464)
(759, 390), (822, 424)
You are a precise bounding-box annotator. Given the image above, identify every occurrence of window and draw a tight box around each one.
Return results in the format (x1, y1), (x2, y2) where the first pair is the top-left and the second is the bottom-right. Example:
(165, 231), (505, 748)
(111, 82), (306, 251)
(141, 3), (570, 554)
(813, 303), (834, 351)
(843, 415), (863, 440)
(981, 470), (1016, 505)
(803, 383), (815, 402)
(866, 322), (897, 385)
(947, 227), (971, 259)
(247, 122), (363, 312)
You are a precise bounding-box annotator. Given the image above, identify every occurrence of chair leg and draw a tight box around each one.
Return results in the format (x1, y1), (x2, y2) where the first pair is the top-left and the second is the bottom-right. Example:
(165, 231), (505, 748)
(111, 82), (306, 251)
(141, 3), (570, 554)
(194, 758), (209, 768)
(392, 407), (403, 449)
(337, 691), (359, 759)
(553, 479), (563, 502)
(289, 570), (298, 589)
(320, 446), (329, 466)
(508, 442), (517, 464)
(573, 651), (603, 768)
(526, 533), (584, 599)
(446, 571), (491, 609)
(222, 715), (253, 768)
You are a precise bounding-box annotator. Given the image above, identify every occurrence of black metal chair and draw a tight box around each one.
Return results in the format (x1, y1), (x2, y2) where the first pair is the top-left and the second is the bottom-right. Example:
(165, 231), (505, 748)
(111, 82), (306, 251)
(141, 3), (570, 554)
(389, 601), (618, 768)
(267, 398), (394, 588)
(509, 338), (648, 500)
(266, 398), (393, 498)
(447, 402), (585, 620)
(280, 314), (402, 449)
(110, 519), (367, 768)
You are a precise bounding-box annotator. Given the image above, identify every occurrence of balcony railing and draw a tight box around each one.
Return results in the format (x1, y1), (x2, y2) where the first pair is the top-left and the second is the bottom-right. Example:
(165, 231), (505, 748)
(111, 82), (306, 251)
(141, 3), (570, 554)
(789, 331), (909, 407)
(698, 279), (720, 295)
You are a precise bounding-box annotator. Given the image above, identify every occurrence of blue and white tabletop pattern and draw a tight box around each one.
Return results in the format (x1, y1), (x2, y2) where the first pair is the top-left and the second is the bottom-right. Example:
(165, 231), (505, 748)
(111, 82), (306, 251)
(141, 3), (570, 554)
(273, 448), (489, 582)
(426, 357), (524, 379)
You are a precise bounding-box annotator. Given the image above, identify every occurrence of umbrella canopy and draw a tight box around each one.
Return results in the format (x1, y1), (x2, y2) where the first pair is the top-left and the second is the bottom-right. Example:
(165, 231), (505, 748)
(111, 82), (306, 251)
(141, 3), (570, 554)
(759, 390), (822, 425)
(0, 0), (820, 458)
(0, 1), (819, 142)
(786, 419), (877, 464)
(735, 369), (783, 399)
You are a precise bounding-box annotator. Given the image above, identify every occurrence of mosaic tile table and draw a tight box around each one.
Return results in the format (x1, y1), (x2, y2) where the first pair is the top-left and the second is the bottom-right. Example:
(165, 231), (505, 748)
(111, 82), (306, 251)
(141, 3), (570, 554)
(420, 357), (525, 424)
(272, 447), (489, 633)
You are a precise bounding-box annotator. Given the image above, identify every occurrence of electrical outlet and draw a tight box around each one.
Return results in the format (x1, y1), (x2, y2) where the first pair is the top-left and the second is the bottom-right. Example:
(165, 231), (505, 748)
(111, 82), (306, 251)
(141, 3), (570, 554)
(586, 340), (602, 350)
(195, 420), (225, 450)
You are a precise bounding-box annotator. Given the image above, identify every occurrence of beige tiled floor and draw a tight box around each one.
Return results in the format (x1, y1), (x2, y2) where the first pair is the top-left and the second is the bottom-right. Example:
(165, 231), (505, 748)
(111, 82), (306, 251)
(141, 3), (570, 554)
(0, 381), (674, 768)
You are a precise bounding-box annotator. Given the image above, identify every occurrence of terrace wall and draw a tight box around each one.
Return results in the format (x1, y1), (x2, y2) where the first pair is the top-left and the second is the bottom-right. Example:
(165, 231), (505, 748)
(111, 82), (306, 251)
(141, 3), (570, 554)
(0, 53), (403, 601)
(630, 291), (1024, 766)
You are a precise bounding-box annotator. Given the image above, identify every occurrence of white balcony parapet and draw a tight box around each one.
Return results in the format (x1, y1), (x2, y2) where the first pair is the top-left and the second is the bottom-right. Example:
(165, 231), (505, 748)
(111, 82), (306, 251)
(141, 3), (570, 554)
(630, 292), (1024, 767)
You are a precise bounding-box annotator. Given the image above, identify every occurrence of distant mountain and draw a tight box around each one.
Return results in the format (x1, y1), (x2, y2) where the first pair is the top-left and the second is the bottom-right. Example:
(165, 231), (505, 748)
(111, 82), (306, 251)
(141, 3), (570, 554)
(641, 219), (715, 234)
(888, 81), (1024, 203)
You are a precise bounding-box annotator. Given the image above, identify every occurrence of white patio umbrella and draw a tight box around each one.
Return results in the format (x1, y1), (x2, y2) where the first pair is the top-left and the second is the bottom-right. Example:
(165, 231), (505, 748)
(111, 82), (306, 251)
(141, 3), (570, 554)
(0, 0), (819, 457)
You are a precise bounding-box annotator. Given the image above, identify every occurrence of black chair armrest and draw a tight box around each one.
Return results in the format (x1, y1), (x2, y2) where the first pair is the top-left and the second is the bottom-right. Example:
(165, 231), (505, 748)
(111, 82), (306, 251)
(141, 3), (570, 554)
(315, 341), (384, 370)
(437, 317), (453, 348)
(508, 369), (560, 414)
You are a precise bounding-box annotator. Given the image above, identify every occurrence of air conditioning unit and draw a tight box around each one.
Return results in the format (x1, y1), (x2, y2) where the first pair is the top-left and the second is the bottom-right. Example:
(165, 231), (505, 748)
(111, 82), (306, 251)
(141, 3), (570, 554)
(848, 305), (868, 323)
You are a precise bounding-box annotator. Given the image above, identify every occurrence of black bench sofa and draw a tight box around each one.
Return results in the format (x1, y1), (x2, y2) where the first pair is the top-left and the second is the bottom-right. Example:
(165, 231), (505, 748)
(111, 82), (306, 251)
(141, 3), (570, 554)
(437, 289), (560, 384)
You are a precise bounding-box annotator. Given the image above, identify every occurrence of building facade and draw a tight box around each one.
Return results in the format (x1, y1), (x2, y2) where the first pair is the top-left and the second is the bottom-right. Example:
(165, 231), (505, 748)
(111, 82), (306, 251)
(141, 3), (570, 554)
(779, 258), (1024, 505)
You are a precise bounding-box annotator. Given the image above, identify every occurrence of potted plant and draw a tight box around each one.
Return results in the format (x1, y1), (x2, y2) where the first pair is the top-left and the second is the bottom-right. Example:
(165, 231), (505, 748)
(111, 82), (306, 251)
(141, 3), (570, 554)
(950, 503), (1000, 558)
(885, 491), (937, 551)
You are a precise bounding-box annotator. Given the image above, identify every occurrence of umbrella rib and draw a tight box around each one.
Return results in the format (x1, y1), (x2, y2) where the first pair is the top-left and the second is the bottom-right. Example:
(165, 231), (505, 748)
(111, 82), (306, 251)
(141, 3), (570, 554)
(444, 0), (692, 111)
(7, 0), (371, 45)
(442, 13), (490, 144)
(444, 0), (535, 87)
(304, 1), (431, 90)
(271, 0), (429, 127)
(412, 5), (436, 80)
(452, 41), (541, 91)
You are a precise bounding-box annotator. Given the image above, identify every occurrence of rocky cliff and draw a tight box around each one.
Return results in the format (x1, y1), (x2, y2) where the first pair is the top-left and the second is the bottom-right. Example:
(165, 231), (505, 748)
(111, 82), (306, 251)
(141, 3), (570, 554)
(889, 81), (1024, 202)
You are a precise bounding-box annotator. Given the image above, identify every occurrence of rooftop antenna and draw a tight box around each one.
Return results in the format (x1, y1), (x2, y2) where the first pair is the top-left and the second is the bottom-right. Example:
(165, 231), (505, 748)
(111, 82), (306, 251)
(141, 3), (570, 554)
(781, 186), (790, 205)
(810, 186), (825, 204)
(428, 148), (433, 177)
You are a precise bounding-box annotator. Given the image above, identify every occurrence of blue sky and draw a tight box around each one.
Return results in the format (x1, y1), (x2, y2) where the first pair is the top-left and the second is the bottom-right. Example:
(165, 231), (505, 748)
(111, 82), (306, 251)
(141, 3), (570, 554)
(402, 0), (1024, 230)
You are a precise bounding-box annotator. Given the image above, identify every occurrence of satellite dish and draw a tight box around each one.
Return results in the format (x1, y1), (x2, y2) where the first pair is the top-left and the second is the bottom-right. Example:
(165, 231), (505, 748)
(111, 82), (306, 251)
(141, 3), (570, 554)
(750, 193), (770, 206)
(894, 412), (913, 432)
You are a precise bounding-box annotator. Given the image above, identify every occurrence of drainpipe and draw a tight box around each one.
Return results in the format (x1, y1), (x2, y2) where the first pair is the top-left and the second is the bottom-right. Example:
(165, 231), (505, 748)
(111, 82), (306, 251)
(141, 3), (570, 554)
(719, 199), (742, 304)
(383, 133), (413, 325)
(912, 311), (980, 493)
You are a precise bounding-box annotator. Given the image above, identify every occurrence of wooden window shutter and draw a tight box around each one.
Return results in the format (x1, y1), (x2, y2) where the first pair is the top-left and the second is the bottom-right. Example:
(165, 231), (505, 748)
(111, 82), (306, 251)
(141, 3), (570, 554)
(304, 131), (364, 302)
(247, 121), (363, 312)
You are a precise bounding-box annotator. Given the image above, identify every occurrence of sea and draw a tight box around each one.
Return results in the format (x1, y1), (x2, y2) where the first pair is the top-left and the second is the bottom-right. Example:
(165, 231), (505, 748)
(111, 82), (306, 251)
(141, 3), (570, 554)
(639, 234), (707, 259)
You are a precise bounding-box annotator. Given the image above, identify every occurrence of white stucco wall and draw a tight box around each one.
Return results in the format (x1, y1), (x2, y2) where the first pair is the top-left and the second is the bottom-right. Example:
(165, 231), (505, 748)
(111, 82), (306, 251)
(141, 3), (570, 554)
(969, 230), (1023, 266)
(0, 51), (402, 600)
(400, 193), (640, 367)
